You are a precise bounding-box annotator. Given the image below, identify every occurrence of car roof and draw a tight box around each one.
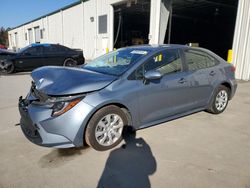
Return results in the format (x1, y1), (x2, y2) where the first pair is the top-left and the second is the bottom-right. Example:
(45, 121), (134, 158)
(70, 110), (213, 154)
(122, 44), (216, 55)
(30, 43), (60, 47)
(122, 44), (189, 52)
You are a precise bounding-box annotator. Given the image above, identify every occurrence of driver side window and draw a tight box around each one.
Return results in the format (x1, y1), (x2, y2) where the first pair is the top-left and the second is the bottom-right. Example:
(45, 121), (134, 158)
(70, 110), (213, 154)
(133, 49), (182, 79)
(24, 46), (43, 55)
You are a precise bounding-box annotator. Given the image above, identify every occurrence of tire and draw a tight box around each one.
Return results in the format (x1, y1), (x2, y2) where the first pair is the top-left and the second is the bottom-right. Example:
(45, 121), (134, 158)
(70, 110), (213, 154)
(85, 105), (128, 151)
(207, 85), (229, 114)
(63, 58), (77, 67)
(1, 62), (15, 74)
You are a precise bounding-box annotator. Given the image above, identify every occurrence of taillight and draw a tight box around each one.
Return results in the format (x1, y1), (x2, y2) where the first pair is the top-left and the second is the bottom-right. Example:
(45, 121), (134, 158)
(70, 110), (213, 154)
(231, 66), (236, 72)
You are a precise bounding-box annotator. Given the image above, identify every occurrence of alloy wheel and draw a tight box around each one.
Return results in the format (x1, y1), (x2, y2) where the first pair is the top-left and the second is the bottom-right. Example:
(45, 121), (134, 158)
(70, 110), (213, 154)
(95, 114), (124, 146)
(215, 90), (228, 111)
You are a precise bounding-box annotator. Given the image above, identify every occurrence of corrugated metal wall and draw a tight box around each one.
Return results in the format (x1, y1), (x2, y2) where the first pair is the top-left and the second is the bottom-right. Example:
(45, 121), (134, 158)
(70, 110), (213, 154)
(232, 0), (250, 81)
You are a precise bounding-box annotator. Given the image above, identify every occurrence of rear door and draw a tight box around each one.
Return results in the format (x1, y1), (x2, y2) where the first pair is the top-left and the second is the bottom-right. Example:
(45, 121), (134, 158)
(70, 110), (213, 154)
(204, 53), (221, 86)
(42, 45), (66, 66)
(183, 49), (213, 108)
(16, 46), (44, 70)
(134, 49), (193, 125)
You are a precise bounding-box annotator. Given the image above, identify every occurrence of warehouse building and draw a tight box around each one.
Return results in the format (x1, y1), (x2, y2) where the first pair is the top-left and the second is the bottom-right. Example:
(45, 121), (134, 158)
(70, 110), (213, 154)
(8, 0), (250, 80)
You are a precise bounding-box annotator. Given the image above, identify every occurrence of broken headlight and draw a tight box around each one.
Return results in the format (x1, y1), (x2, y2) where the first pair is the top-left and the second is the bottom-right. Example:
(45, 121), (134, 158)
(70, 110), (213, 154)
(51, 98), (82, 117)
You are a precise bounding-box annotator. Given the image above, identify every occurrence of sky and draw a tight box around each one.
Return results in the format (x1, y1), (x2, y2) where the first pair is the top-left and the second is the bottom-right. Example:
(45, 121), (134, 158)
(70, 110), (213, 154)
(0, 0), (79, 29)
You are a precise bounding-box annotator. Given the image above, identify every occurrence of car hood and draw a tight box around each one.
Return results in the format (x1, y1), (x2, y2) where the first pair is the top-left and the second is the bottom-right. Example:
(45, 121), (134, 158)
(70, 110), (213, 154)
(0, 49), (16, 56)
(31, 66), (117, 96)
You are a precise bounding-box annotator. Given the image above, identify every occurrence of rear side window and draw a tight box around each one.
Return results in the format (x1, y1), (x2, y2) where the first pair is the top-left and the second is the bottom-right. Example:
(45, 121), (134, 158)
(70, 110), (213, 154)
(43, 45), (64, 54)
(57, 45), (71, 52)
(185, 50), (219, 71)
(206, 54), (219, 67)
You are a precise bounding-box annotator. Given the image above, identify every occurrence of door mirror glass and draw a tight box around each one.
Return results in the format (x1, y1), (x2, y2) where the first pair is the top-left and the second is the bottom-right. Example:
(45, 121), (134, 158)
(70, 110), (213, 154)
(144, 70), (162, 80)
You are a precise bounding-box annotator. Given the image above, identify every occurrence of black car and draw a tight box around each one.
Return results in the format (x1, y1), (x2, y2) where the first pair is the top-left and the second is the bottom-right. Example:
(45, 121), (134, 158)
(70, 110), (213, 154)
(0, 43), (85, 74)
(0, 48), (15, 61)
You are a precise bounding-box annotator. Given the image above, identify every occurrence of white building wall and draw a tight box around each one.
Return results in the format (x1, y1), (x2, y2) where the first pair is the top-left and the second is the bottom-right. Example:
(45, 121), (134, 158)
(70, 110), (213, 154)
(232, 0), (250, 81)
(47, 12), (63, 44)
(8, 0), (169, 60)
(62, 4), (84, 49)
(83, 0), (97, 59)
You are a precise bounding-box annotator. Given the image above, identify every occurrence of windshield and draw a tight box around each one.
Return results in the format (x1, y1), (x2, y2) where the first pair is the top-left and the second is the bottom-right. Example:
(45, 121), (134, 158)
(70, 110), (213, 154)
(83, 48), (150, 76)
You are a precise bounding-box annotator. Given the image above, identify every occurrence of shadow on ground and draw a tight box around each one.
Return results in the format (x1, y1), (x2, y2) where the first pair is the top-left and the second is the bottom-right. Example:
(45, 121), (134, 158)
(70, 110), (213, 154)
(38, 147), (90, 168)
(97, 131), (157, 188)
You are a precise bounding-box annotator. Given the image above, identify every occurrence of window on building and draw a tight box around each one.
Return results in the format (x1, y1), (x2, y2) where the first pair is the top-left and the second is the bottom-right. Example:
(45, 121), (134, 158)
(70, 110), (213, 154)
(28, 29), (33, 44)
(25, 33), (27, 41)
(9, 34), (13, 46)
(99, 15), (107, 34)
(40, 29), (44, 39)
(14, 32), (18, 47)
(34, 26), (40, 43)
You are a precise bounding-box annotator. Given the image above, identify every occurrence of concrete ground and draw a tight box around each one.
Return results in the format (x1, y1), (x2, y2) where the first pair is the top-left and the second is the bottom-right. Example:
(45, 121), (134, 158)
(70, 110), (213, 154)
(0, 73), (250, 188)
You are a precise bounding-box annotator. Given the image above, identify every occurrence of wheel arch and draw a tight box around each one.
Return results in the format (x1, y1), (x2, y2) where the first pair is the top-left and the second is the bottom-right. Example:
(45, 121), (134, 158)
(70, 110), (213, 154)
(207, 80), (232, 110)
(81, 102), (133, 146)
(219, 81), (232, 99)
(63, 57), (76, 66)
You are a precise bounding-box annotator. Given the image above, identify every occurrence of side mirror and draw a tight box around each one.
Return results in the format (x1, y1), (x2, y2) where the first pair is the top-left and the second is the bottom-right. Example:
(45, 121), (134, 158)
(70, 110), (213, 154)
(144, 70), (162, 80)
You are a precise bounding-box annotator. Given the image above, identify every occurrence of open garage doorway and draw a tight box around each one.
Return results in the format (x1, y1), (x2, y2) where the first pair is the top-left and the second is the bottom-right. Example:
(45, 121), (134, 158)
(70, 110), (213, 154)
(166, 0), (238, 59)
(113, 0), (151, 49)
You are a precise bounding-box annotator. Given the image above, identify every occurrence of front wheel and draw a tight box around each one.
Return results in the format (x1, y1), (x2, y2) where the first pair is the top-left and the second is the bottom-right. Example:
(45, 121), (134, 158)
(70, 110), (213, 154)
(207, 85), (229, 114)
(85, 105), (127, 151)
(0, 61), (15, 74)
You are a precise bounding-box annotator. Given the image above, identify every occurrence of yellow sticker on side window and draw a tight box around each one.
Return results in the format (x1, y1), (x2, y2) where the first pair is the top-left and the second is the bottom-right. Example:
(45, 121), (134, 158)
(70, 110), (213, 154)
(159, 54), (162, 61)
(154, 54), (163, 62)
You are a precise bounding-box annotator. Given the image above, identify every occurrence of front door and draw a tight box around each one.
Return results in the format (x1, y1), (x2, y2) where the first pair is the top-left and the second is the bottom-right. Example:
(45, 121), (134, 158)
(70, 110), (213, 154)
(16, 46), (43, 70)
(135, 49), (193, 125)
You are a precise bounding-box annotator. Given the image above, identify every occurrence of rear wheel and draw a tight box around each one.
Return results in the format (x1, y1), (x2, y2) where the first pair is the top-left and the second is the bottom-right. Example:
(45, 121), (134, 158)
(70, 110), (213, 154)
(63, 58), (77, 67)
(207, 85), (229, 114)
(85, 105), (127, 151)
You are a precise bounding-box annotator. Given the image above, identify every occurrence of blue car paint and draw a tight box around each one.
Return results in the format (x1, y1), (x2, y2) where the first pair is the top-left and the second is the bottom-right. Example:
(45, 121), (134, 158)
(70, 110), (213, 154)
(18, 45), (237, 148)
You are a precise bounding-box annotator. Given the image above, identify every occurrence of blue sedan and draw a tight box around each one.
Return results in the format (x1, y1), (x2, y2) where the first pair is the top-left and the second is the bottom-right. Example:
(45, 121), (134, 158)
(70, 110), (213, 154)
(18, 45), (237, 151)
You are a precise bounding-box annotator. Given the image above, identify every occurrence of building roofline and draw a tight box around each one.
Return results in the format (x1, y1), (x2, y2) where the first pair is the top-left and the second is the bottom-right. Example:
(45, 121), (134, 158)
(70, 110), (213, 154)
(9, 0), (88, 31)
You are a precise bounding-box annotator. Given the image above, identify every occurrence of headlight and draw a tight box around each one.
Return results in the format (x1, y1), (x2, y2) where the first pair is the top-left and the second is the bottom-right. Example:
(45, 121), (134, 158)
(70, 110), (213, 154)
(52, 98), (81, 117)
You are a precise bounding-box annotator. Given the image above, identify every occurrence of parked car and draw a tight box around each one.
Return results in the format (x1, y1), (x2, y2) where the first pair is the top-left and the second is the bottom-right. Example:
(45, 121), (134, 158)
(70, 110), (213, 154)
(0, 49), (15, 68)
(18, 44), (237, 151)
(0, 44), (7, 49)
(0, 43), (85, 74)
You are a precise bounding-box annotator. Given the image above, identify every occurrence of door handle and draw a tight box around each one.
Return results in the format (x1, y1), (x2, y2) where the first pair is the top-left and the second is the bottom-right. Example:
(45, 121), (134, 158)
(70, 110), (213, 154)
(178, 78), (187, 84)
(209, 71), (216, 76)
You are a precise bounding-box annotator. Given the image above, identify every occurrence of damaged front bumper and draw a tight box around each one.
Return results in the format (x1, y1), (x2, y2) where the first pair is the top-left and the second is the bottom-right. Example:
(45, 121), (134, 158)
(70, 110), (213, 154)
(18, 94), (94, 148)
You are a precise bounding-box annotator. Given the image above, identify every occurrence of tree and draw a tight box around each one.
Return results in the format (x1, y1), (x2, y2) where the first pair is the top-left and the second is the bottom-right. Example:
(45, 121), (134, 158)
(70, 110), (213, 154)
(0, 27), (9, 47)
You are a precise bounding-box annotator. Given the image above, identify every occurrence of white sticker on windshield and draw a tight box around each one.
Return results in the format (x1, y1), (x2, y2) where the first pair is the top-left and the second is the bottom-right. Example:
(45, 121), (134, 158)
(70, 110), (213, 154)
(131, 50), (148, 55)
